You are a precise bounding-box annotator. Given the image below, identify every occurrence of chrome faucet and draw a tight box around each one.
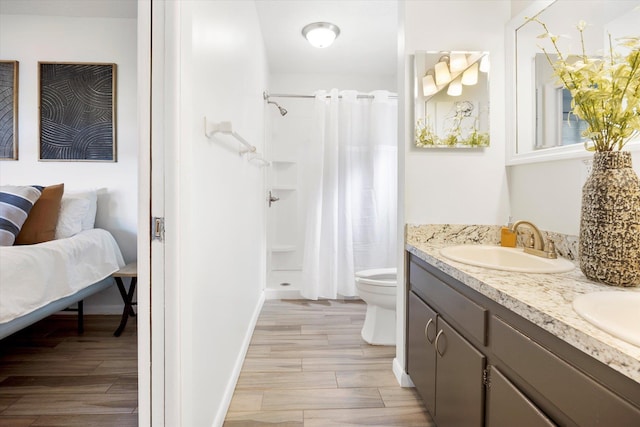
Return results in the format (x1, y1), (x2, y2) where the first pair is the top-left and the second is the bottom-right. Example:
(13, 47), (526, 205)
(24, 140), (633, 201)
(509, 220), (557, 259)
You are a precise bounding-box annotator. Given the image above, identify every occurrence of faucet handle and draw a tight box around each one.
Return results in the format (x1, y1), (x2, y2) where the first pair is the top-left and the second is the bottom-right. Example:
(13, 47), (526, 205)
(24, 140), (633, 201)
(526, 233), (535, 249)
(546, 239), (558, 259)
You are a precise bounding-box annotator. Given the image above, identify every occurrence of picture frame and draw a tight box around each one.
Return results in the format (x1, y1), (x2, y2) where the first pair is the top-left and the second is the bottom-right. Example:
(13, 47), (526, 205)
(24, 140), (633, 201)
(0, 60), (19, 160)
(39, 62), (117, 161)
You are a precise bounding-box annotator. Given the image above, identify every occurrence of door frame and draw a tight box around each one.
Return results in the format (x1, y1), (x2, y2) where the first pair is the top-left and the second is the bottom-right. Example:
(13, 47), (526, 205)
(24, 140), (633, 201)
(138, 0), (182, 425)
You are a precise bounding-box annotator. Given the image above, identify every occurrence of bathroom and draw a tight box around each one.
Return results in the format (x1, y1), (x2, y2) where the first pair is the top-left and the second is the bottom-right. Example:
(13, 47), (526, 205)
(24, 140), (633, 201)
(136, 0), (640, 425)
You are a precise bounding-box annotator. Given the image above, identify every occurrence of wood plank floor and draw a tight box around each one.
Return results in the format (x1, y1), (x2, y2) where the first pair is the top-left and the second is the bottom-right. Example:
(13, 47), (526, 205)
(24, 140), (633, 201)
(224, 299), (434, 427)
(0, 315), (138, 427)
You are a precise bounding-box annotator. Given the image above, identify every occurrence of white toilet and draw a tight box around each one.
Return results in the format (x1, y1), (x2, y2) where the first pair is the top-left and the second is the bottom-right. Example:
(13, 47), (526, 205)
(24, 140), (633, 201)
(355, 267), (397, 345)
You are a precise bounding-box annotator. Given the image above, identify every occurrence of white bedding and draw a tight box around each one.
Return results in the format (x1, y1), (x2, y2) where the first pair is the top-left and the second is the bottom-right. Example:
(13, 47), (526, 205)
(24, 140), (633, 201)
(0, 228), (125, 324)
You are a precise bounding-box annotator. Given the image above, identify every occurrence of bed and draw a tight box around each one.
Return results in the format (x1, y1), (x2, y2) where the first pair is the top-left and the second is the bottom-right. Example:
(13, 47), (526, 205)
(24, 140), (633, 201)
(0, 186), (126, 339)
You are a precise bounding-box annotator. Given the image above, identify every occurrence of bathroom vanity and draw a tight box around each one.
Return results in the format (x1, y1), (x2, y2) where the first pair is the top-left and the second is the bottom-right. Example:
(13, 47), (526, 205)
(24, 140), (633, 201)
(405, 225), (640, 426)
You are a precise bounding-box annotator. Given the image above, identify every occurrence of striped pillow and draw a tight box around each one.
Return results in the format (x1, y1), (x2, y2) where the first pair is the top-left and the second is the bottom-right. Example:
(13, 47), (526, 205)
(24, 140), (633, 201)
(0, 185), (43, 246)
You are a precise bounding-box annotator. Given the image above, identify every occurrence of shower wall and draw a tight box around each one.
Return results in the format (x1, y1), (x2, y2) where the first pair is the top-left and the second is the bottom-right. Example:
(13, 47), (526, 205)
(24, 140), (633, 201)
(265, 73), (396, 298)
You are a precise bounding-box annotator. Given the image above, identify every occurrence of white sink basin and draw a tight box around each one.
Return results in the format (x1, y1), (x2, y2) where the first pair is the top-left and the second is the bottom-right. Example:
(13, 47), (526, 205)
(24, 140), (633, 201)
(573, 292), (640, 347)
(439, 245), (575, 273)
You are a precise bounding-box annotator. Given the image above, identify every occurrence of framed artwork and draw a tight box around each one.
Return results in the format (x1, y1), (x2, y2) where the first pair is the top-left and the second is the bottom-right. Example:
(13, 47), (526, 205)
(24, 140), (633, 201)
(0, 60), (19, 160)
(39, 62), (117, 161)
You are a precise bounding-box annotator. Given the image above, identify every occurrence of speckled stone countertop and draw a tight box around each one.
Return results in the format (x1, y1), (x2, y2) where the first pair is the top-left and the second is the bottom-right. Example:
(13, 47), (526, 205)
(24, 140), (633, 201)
(406, 224), (640, 384)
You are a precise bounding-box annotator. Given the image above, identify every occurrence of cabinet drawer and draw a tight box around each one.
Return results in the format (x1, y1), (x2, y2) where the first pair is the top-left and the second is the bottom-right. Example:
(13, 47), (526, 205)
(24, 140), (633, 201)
(491, 315), (640, 426)
(409, 259), (487, 345)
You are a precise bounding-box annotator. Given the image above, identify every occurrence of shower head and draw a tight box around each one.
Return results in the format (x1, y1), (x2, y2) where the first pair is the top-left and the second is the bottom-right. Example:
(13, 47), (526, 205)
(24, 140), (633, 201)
(263, 91), (288, 116)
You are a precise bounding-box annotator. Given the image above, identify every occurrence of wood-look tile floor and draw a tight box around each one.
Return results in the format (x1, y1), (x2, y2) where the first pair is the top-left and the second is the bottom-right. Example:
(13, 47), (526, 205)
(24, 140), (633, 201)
(0, 315), (138, 427)
(224, 299), (434, 427)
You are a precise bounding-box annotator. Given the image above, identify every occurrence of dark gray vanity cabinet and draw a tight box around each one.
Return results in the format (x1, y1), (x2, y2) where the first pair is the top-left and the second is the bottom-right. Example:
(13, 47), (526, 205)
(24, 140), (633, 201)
(408, 291), (486, 426)
(406, 252), (640, 427)
(407, 262), (487, 427)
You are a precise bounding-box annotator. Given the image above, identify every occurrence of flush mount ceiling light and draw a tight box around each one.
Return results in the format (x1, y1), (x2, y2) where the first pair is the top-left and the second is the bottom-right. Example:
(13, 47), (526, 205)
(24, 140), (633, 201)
(302, 22), (340, 48)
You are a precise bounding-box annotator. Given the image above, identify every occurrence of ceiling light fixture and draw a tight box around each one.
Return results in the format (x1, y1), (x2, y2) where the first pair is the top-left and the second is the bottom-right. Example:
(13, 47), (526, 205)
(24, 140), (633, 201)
(302, 22), (340, 48)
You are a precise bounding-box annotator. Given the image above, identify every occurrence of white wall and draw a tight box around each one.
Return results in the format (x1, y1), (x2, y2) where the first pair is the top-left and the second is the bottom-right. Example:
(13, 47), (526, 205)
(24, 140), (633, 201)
(174, 1), (268, 425)
(269, 73), (396, 94)
(403, 0), (511, 226)
(0, 13), (138, 312)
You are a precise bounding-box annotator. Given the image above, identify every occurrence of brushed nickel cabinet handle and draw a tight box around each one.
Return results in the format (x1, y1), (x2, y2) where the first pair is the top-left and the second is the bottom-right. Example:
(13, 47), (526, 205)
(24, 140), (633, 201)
(434, 330), (446, 357)
(424, 318), (435, 344)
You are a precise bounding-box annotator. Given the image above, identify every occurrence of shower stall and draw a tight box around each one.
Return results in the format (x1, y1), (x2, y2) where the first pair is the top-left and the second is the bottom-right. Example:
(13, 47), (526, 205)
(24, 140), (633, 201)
(264, 89), (398, 300)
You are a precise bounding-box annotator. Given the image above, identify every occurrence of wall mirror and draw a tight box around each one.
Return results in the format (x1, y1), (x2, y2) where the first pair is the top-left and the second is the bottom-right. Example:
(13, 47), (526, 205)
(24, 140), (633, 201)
(414, 50), (490, 148)
(507, 0), (640, 164)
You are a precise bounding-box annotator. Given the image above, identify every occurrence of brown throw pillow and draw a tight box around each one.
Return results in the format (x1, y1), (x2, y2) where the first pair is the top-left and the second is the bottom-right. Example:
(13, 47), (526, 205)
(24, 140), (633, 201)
(15, 183), (64, 245)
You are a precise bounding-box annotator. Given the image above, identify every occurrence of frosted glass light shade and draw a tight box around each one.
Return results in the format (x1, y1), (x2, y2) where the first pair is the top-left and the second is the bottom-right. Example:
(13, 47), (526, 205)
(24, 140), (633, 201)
(462, 63), (479, 85)
(435, 61), (451, 85)
(302, 22), (340, 48)
(447, 77), (463, 96)
(479, 55), (490, 73)
(422, 74), (437, 96)
(449, 52), (468, 73)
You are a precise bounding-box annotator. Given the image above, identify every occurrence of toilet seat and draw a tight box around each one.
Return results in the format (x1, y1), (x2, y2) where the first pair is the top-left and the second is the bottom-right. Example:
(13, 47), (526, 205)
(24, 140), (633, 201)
(355, 268), (397, 287)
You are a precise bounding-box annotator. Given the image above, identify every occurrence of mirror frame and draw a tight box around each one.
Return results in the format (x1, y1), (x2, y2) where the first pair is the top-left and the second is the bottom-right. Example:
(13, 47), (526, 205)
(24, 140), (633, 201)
(505, 0), (640, 166)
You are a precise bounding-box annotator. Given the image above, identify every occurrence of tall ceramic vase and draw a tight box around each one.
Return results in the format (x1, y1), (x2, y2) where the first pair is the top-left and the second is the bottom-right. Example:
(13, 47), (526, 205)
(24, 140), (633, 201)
(579, 151), (640, 287)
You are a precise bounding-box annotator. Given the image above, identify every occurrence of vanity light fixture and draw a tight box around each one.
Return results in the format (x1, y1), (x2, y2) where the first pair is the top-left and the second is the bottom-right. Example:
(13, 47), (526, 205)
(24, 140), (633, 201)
(449, 52), (468, 73)
(422, 70), (437, 96)
(434, 55), (451, 85)
(447, 76), (463, 96)
(462, 62), (479, 85)
(302, 22), (340, 48)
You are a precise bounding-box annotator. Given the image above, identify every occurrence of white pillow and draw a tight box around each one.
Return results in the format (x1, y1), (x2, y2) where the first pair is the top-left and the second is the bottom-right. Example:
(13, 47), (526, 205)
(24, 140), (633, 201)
(64, 189), (98, 230)
(55, 197), (91, 239)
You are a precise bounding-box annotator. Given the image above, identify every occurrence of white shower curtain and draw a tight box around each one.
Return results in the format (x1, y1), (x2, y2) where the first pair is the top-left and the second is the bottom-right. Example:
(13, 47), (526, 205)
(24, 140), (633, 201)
(301, 89), (398, 300)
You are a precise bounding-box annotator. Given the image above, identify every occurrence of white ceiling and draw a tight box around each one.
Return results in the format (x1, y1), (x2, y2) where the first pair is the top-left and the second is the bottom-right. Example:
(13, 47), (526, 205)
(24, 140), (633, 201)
(255, 0), (398, 76)
(0, 0), (398, 77)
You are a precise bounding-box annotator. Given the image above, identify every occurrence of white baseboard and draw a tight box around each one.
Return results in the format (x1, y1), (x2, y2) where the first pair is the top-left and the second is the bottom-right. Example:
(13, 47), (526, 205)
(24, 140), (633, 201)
(393, 357), (415, 387)
(213, 291), (266, 427)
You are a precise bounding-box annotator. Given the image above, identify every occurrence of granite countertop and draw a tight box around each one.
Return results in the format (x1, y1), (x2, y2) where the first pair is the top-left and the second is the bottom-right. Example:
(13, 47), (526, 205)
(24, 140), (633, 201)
(406, 224), (640, 384)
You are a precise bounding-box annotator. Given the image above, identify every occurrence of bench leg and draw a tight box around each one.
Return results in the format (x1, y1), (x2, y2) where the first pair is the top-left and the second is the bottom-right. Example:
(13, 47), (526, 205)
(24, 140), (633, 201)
(78, 300), (84, 334)
(114, 277), (137, 337)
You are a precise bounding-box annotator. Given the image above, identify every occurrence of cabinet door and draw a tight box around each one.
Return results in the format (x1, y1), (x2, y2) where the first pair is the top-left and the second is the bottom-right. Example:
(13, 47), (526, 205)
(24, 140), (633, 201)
(435, 317), (486, 427)
(487, 366), (556, 427)
(407, 291), (437, 414)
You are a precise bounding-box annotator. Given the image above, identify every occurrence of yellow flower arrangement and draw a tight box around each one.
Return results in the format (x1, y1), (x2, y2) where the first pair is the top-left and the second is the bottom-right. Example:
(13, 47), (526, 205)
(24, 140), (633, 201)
(530, 17), (640, 151)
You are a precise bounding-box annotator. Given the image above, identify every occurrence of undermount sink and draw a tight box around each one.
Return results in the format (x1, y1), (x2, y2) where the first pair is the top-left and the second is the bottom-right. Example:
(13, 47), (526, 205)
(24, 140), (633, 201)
(439, 245), (575, 273)
(573, 292), (640, 347)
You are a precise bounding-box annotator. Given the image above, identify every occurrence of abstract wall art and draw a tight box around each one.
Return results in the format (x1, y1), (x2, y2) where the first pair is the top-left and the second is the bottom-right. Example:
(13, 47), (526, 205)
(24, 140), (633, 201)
(39, 62), (116, 161)
(0, 60), (19, 160)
